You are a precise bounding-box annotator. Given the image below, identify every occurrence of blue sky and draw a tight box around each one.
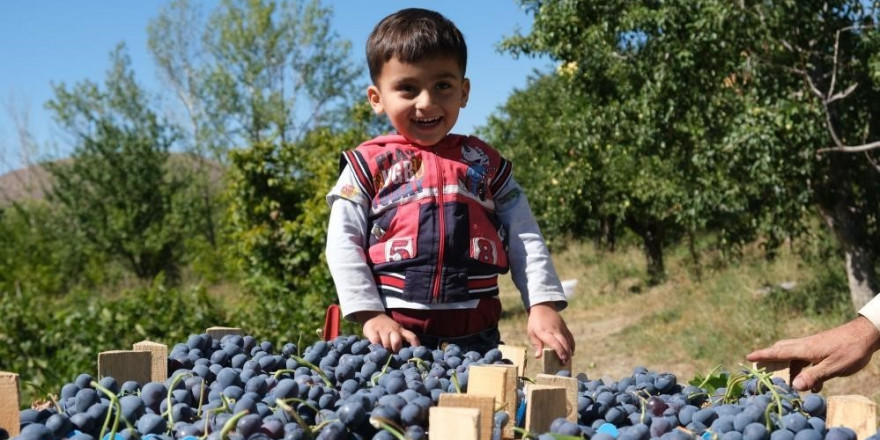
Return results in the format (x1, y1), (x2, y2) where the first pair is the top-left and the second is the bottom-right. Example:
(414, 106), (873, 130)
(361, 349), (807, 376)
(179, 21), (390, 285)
(0, 1), (552, 174)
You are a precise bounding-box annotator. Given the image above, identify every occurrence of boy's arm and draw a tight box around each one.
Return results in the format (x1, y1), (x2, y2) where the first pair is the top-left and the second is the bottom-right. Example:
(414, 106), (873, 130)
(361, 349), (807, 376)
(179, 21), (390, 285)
(495, 176), (575, 362)
(326, 167), (419, 351)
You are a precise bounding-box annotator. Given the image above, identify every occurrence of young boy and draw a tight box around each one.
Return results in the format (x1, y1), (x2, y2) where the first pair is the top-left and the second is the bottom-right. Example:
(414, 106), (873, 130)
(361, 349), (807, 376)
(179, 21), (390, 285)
(325, 8), (575, 362)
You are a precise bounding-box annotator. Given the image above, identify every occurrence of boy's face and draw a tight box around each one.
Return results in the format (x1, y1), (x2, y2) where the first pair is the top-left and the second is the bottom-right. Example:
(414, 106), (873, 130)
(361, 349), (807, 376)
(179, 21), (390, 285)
(367, 56), (470, 147)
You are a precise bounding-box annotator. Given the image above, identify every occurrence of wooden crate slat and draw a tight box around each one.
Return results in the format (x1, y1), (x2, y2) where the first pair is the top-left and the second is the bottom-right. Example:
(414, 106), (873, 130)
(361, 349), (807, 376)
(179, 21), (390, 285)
(133, 340), (168, 382)
(524, 384), (568, 435)
(428, 406), (480, 440)
(439, 393), (495, 440)
(540, 348), (572, 375)
(536, 373), (578, 422)
(0, 372), (20, 437)
(827, 394), (877, 440)
(97, 350), (152, 385)
(498, 344), (527, 378)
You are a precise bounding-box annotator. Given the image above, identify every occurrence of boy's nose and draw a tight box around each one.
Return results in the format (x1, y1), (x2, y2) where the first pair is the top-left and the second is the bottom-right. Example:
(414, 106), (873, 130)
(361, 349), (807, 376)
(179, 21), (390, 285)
(415, 91), (434, 109)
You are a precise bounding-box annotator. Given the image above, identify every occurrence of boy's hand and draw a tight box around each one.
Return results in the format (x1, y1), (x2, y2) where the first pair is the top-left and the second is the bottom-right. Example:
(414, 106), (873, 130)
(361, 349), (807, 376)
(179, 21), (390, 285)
(527, 302), (575, 364)
(354, 311), (420, 352)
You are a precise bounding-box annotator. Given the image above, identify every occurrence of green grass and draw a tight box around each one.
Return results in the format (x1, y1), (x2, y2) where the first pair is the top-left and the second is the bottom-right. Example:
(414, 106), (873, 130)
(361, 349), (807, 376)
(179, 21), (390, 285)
(498, 231), (859, 385)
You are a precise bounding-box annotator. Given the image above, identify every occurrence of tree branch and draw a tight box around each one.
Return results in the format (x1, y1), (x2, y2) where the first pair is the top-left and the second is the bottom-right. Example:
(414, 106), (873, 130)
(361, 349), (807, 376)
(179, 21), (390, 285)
(817, 140), (880, 154)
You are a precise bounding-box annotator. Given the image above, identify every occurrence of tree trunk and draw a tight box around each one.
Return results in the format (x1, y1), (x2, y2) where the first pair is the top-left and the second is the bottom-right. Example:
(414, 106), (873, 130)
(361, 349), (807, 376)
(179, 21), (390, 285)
(818, 201), (879, 310)
(625, 216), (666, 285)
(594, 215), (617, 252)
(643, 225), (666, 285)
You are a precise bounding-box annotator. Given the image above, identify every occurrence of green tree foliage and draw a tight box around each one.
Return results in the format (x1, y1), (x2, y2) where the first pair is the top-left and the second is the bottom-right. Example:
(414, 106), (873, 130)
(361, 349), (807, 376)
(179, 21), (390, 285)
(148, 0), (366, 335)
(0, 280), (223, 403)
(495, 0), (879, 299)
(45, 45), (193, 282)
(0, 201), (104, 295)
(148, 0), (361, 151)
(495, 0), (766, 283)
(225, 103), (381, 340)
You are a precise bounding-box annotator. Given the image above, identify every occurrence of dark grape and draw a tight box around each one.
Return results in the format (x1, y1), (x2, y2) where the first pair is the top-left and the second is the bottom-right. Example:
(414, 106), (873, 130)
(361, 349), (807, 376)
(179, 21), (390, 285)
(646, 396), (668, 417)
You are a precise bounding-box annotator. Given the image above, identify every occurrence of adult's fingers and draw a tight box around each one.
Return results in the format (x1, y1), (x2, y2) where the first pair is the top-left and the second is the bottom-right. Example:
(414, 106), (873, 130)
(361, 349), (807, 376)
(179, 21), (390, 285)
(792, 363), (829, 392)
(746, 338), (811, 363)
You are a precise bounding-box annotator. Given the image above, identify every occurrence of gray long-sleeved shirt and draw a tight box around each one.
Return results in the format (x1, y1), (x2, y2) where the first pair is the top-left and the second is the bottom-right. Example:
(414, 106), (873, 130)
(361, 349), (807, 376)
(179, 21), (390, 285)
(325, 164), (567, 320)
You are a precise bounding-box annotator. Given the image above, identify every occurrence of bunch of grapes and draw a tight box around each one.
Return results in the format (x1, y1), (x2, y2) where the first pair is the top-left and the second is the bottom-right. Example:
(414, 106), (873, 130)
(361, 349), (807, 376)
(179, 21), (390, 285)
(9, 333), (879, 440)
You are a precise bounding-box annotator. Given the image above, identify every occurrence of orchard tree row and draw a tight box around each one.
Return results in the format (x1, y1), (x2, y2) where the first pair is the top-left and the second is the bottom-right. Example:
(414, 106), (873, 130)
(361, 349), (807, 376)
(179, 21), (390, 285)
(483, 0), (880, 306)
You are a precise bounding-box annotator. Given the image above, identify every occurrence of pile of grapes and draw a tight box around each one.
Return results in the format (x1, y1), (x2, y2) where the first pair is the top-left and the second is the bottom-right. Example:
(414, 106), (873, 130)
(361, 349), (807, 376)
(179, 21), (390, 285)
(10, 333), (877, 440)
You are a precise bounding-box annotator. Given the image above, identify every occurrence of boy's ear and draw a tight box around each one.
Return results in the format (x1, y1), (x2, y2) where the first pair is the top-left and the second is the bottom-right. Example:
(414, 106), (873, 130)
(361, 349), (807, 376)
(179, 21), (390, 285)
(460, 78), (471, 108)
(367, 85), (385, 115)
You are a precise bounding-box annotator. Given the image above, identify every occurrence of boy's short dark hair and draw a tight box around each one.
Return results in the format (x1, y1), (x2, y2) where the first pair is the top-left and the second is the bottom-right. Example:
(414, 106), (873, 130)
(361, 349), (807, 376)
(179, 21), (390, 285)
(367, 8), (467, 83)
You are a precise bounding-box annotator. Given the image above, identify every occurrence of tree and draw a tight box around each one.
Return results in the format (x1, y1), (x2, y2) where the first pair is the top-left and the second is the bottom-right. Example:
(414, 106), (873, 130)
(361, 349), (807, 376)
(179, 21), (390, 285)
(500, 0), (880, 306)
(733, 0), (880, 309)
(225, 103), (382, 338)
(147, 0), (364, 294)
(496, 0), (767, 283)
(45, 45), (190, 282)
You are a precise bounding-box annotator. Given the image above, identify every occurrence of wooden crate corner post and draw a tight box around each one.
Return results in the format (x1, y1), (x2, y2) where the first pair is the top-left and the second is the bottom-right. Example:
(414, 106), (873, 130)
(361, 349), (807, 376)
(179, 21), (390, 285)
(206, 326), (243, 340)
(428, 406), (480, 440)
(133, 340), (169, 383)
(827, 394), (877, 440)
(97, 350), (152, 385)
(439, 393), (495, 440)
(468, 364), (517, 439)
(0, 371), (20, 438)
(753, 360), (791, 385)
(536, 373), (578, 422)
(525, 384), (568, 435)
(498, 344), (528, 378)
(541, 348), (573, 375)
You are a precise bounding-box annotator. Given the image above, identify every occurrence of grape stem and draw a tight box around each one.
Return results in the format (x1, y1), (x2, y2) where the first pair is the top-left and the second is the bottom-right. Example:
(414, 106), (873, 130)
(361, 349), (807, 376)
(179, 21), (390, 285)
(218, 410), (249, 440)
(199, 395), (231, 440)
(166, 372), (194, 426)
(369, 352), (396, 387)
(742, 364), (787, 431)
(275, 398), (314, 440)
(91, 380), (121, 440)
(289, 355), (333, 387)
(368, 416), (406, 440)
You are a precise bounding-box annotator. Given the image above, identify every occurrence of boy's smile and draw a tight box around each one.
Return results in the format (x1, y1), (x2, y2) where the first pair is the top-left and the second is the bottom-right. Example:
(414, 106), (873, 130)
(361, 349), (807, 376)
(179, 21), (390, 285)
(367, 56), (470, 147)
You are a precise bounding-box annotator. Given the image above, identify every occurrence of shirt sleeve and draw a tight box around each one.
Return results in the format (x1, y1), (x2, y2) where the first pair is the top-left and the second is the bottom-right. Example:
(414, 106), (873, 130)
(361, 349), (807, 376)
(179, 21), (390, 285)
(326, 165), (386, 320)
(495, 175), (568, 311)
(858, 295), (880, 330)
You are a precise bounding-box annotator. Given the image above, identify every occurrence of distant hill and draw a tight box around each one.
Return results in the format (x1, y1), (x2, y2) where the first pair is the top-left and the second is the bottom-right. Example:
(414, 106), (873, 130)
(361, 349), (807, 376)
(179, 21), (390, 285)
(0, 163), (54, 203)
(0, 155), (224, 204)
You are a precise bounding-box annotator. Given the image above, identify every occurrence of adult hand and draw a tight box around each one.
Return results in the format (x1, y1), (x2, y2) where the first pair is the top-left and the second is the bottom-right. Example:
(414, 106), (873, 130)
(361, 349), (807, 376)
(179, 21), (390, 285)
(354, 311), (420, 352)
(527, 302), (576, 364)
(746, 315), (880, 392)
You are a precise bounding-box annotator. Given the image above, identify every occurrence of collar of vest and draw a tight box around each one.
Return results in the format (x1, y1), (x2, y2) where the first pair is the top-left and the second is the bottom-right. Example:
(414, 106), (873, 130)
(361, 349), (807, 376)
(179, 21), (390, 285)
(362, 133), (462, 150)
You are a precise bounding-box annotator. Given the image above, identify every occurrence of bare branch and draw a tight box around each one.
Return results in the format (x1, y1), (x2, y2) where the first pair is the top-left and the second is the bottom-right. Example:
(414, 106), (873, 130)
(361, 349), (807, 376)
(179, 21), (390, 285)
(817, 140), (880, 154)
(827, 83), (858, 104)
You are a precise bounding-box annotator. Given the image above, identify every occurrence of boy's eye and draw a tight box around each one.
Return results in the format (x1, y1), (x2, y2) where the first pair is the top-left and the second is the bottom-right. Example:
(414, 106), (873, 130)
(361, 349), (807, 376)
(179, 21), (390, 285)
(436, 82), (452, 90)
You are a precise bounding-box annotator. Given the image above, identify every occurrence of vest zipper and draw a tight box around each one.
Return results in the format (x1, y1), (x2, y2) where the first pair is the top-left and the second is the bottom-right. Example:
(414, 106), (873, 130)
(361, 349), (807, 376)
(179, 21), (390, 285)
(431, 147), (445, 303)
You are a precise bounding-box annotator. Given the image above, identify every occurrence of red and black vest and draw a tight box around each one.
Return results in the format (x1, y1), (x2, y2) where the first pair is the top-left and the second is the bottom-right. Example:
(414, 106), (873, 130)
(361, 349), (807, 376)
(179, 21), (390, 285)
(341, 134), (513, 305)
